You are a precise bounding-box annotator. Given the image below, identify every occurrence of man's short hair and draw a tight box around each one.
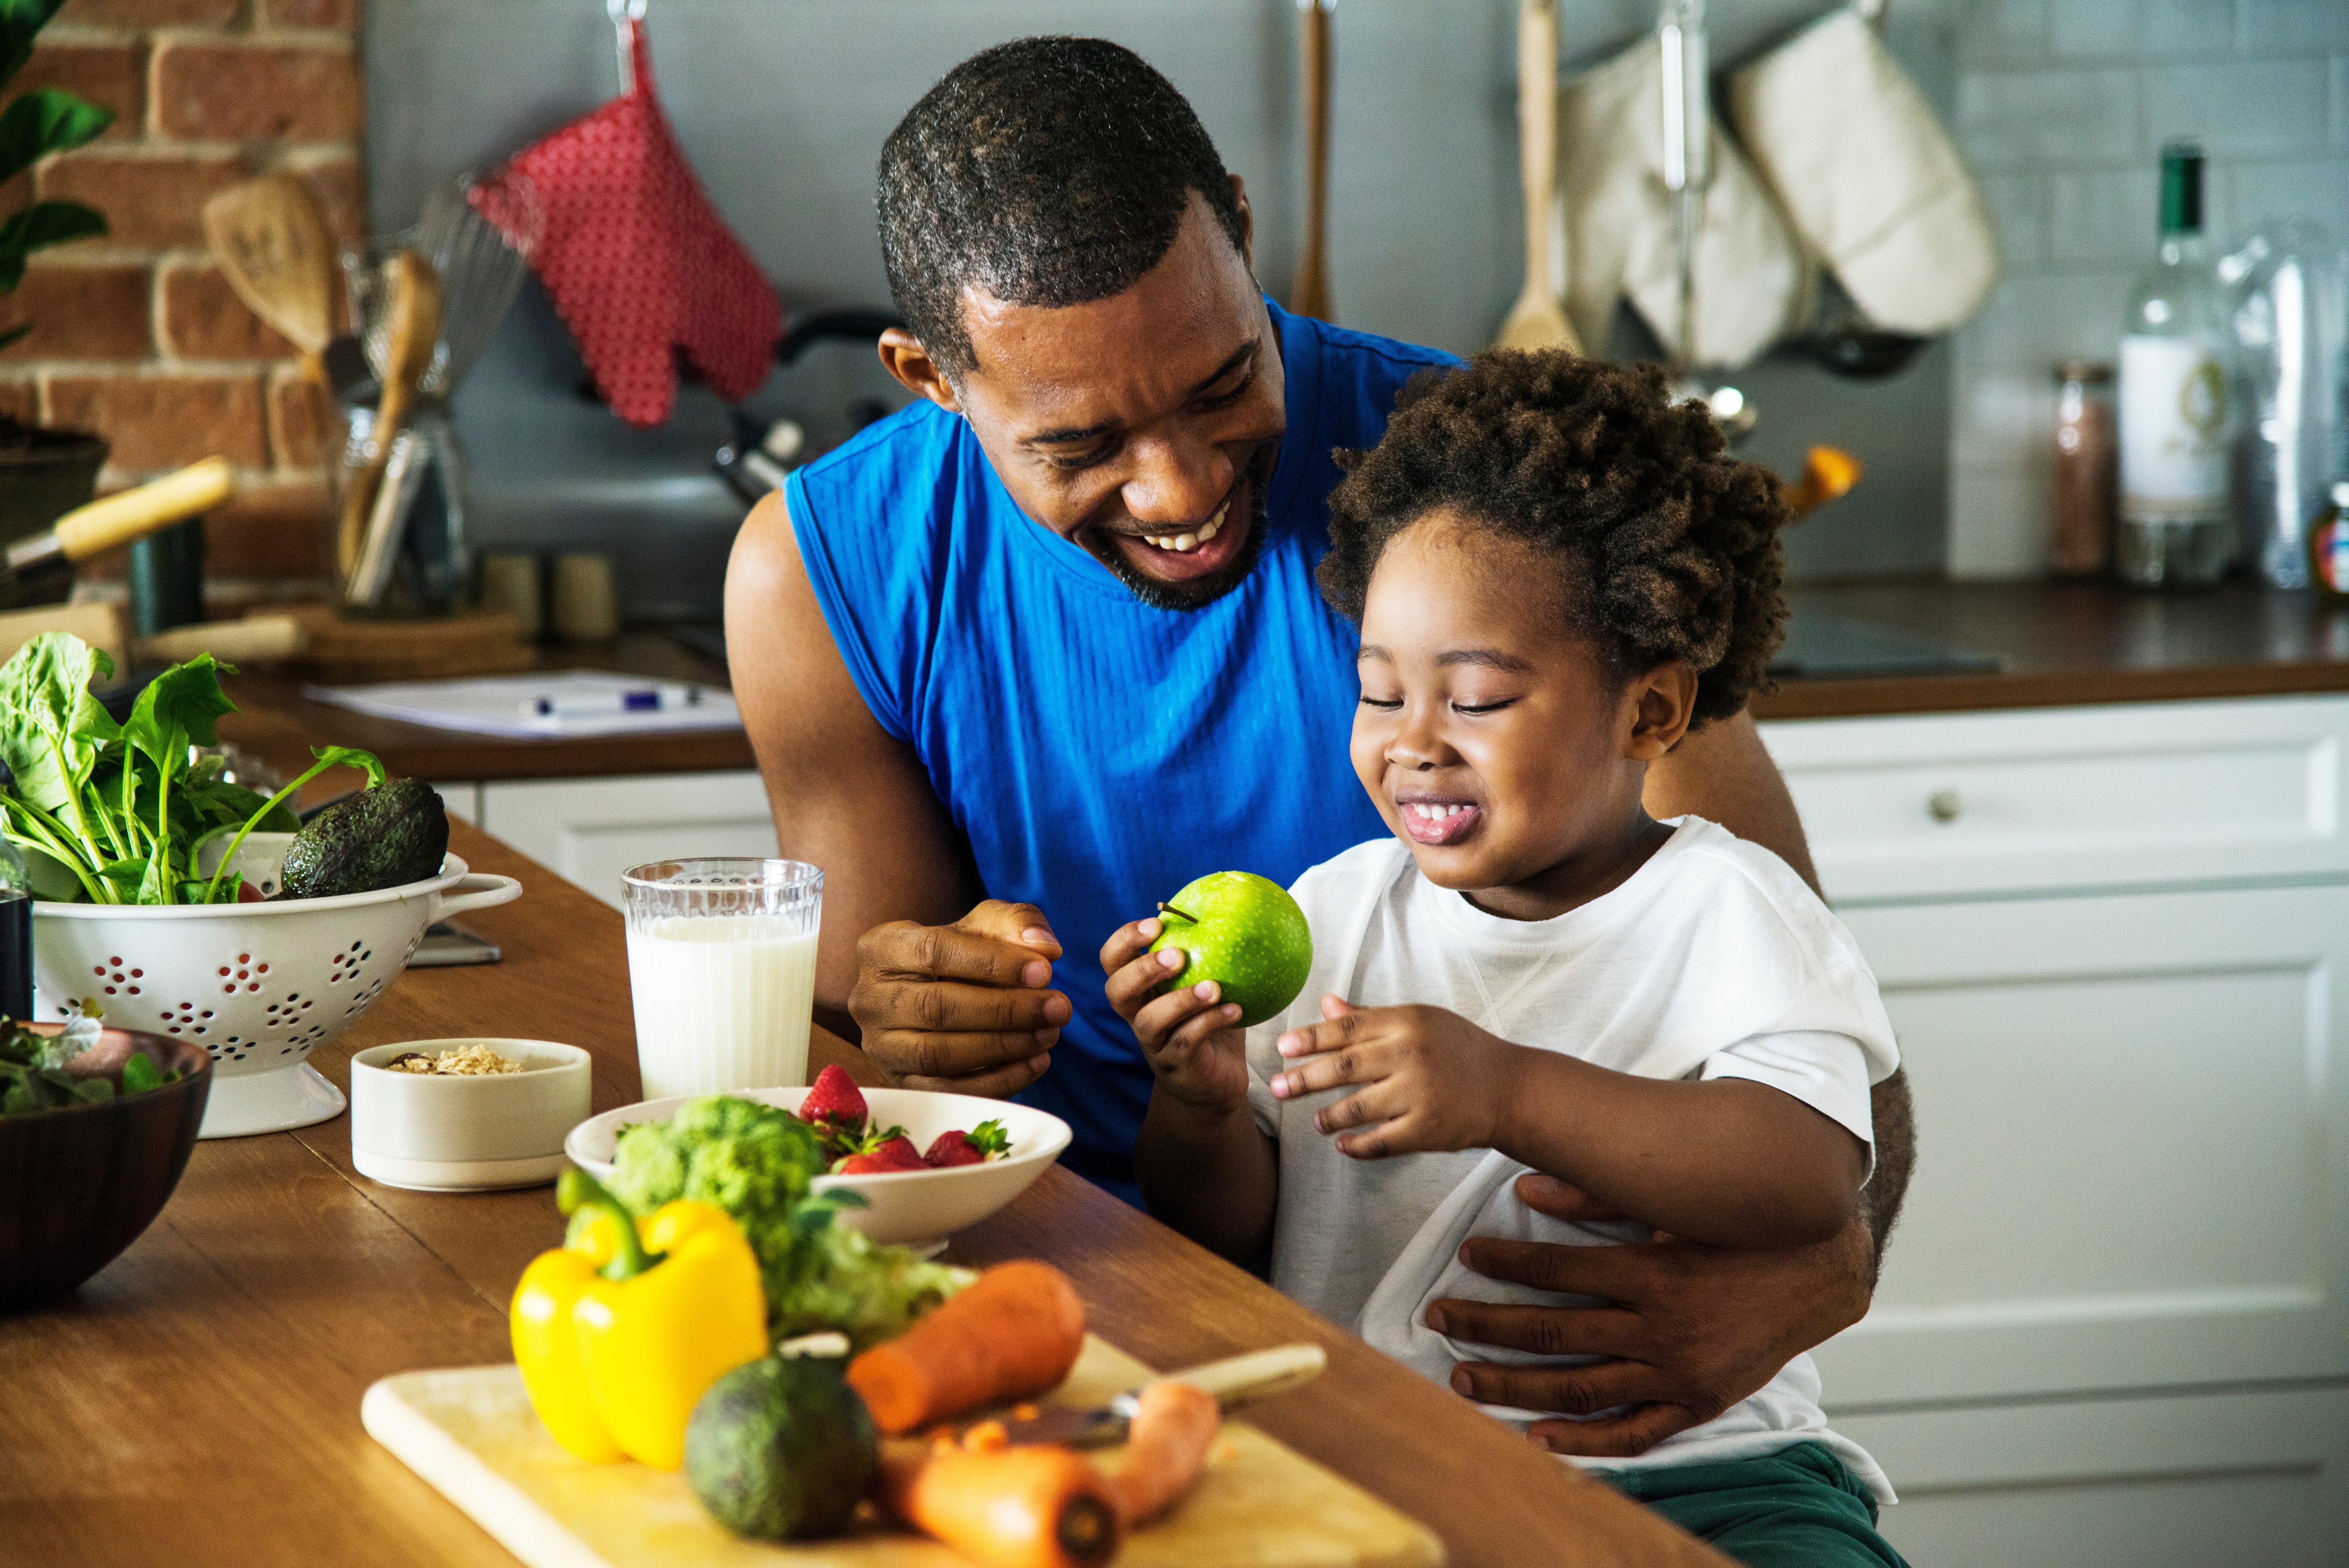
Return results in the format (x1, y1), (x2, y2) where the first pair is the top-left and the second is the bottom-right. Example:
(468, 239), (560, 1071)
(877, 37), (1249, 380)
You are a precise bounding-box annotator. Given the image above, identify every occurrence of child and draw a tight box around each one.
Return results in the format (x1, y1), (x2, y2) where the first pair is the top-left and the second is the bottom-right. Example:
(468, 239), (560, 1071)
(1102, 352), (1906, 1568)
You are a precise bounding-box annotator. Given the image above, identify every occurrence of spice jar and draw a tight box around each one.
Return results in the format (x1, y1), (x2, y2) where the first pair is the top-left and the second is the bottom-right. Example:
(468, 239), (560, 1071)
(2051, 360), (2116, 577)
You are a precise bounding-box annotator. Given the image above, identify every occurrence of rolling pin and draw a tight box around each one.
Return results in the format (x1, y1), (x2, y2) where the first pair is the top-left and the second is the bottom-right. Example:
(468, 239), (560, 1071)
(2, 458), (237, 589)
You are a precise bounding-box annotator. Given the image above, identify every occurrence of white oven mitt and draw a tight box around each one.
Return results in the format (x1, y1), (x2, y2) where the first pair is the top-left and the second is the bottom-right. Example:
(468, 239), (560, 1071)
(1557, 34), (1813, 370)
(1727, 6), (1999, 335)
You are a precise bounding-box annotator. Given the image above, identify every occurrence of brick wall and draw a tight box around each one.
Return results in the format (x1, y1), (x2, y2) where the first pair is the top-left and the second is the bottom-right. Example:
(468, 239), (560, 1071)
(3, 0), (364, 586)
(1945, 0), (2349, 578)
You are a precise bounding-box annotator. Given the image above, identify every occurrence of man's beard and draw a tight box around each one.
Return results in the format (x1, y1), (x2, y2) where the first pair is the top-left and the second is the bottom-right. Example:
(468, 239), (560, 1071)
(1088, 479), (1272, 613)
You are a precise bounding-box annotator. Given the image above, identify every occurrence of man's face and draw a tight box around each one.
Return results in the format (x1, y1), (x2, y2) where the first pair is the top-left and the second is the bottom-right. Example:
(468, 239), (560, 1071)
(886, 190), (1287, 610)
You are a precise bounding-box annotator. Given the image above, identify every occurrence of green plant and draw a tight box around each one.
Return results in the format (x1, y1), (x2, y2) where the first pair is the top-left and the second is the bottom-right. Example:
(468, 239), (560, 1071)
(0, 0), (114, 349)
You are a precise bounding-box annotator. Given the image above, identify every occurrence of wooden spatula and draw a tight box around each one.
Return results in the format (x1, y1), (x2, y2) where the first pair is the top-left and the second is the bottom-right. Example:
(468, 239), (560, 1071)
(201, 173), (339, 382)
(1289, 0), (1335, 322)
(336, 249), (440, 579)
(1494, 0), (1583, 355)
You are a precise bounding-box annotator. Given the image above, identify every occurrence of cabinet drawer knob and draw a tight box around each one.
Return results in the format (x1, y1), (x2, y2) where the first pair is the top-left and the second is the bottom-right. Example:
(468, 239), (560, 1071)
(1926, 789), (1963, 824)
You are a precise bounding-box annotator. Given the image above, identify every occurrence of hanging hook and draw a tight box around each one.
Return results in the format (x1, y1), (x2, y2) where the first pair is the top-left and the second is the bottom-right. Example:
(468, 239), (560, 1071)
(607, 0), (647, 94)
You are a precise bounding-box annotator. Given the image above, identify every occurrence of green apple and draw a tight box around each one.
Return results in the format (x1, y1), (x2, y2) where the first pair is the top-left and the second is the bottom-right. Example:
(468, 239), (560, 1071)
(1146, 870), (1313, 1028)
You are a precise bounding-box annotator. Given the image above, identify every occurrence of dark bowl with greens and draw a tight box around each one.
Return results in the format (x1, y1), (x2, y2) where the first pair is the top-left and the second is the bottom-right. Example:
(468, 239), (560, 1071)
(0, 1020), (211, 1312)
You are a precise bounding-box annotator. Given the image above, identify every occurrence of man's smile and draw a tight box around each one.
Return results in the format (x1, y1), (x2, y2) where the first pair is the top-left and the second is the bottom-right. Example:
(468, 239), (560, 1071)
(1101, 481), (1251, 582)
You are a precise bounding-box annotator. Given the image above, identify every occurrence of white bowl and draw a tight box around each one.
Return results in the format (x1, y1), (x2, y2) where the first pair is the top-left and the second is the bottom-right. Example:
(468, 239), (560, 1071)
(34, 833), (523, 1140)
(565, 1087), (1071, 1249)
(351, 1039), (593, 1192)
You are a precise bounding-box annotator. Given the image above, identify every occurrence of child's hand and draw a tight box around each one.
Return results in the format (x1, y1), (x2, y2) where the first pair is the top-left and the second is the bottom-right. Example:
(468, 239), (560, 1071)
(1269, 996), (1522, 1158)
(1101, 917), (1250, 1114)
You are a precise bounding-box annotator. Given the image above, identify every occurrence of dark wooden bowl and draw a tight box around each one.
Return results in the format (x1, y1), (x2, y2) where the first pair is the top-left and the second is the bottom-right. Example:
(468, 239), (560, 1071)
(0, 1025), (212, 1312)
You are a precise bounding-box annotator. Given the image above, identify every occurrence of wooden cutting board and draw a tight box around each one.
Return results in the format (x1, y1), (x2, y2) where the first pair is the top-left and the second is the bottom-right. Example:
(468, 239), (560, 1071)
(363, 1336), (1444, 1568)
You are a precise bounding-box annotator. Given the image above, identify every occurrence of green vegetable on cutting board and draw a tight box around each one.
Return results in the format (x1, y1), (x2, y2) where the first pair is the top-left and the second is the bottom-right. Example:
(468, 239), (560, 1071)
(0, 631), (396, 905)
(684, 1354), (878, 1542)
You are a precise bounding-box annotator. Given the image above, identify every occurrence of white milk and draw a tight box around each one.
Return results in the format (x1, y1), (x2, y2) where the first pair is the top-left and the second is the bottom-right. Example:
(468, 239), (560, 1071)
(626, 915), (819, 1099)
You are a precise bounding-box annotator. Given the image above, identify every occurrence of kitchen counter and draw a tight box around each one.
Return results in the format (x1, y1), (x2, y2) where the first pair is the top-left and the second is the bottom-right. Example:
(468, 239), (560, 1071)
(218, 633), (756, 784)
(0, 819), (1726, 1568)
(1758, 580), (2349, 721)
(209, 584), (2349, 789)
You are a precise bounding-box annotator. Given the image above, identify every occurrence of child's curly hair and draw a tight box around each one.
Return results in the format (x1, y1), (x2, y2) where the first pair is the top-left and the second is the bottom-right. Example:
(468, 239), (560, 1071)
(1317, 351), (1787, 729)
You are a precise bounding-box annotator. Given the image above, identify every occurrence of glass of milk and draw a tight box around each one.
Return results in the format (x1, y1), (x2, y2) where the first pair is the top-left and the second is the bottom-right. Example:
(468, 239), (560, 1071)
(621, 858), (823, 1101)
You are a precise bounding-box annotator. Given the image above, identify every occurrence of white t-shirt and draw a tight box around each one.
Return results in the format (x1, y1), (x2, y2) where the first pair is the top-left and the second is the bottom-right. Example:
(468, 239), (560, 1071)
(1243, 817), (1901, 1501)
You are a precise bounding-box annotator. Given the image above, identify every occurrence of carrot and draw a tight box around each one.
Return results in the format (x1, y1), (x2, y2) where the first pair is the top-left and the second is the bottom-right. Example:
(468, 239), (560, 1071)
(848, 1260), (1086, 1434)
(1103, 1379), (1220, 1527)
(878, 1439), (1121, 1568)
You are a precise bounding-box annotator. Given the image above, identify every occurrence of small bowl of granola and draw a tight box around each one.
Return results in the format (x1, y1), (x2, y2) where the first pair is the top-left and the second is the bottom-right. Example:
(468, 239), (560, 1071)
(349, 1038), (591, 1192)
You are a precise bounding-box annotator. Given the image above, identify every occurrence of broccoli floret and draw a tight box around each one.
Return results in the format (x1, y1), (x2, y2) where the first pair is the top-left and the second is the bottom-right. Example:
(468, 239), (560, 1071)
(600, 1095), (952, 1347)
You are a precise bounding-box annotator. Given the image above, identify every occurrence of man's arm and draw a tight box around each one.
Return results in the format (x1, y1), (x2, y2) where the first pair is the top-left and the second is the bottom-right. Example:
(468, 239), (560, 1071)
(726, 493), (1069, 1094)
(1646, 709), (1915, 1251)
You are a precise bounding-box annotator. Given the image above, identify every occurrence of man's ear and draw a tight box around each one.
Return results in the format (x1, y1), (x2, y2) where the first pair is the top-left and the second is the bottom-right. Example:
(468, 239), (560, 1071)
(877, 327), (961, 413)
(1624, 662), (1699, 762)
(1229, 173), (1256, 268)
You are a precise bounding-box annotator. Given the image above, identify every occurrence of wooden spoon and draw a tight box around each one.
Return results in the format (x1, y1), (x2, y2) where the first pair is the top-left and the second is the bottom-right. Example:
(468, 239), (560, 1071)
(336, 249), (440, 579)
(1493, 0), (1583, 355)
(201, 173), (338, 383)
(1289, 0), (1335, 322)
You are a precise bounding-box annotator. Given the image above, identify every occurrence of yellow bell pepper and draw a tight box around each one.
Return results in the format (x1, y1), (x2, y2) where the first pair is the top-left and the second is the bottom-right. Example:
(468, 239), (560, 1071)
(510, 1169), (769, 1469)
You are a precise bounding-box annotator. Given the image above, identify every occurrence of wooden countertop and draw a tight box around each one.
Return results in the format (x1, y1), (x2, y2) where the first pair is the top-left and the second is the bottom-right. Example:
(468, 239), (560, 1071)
(1756, 580), (2349, 721)
(0, 820), (1726, 1568)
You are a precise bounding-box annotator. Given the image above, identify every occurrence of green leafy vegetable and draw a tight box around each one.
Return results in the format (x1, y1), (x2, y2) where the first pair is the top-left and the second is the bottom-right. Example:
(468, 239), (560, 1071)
(0, 633), (383, 905)
(0, 1019), (179, 1117)
(597, 1096), (961, 1350)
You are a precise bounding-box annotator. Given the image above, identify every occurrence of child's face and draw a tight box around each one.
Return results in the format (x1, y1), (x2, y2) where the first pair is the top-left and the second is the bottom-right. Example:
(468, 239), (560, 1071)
(1350, 511), (1692, 910)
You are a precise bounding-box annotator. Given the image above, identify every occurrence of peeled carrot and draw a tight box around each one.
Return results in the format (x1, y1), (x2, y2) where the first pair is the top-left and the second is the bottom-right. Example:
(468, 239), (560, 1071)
(879, 1439), (1121, 1568)
(1103, 1379), (1220, 1527)
(848, 1260), (1086, 1434)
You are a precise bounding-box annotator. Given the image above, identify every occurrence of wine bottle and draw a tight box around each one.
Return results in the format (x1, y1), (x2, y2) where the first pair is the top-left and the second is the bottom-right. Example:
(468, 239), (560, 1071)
(2118, 142), (2235, 587)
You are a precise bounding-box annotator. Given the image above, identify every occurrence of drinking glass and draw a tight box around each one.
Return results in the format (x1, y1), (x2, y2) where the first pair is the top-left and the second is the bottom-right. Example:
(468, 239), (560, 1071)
(621, 858), (823, 1100)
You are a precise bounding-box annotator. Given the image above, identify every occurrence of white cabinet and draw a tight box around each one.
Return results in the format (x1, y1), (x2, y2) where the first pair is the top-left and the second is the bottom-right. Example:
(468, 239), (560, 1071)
(1760, 697), (2349, 1566)
(468, 771), (778, 909)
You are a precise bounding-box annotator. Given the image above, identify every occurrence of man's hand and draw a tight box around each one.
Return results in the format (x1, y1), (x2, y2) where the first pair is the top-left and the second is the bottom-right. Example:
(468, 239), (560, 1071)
(848, 900), (1071, 1096)
(1433, 1173), (1872, 1456)
(1269, 997), (1519, 1158)
(1102, 917), (1250, 1113)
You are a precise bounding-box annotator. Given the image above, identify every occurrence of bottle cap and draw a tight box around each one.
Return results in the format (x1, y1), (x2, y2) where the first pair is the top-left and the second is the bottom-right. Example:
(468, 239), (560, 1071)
(2054, 359), (2113, 384)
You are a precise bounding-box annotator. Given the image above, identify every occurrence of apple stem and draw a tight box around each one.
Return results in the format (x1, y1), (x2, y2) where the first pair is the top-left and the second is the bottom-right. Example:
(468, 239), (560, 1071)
(1156, 901), (1198, 926)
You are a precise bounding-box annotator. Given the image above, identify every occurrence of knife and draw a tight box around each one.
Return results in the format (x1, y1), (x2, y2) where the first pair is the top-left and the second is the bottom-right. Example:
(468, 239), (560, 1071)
(959, 1343), (1327, 1450)
(2, 458), (236, 590)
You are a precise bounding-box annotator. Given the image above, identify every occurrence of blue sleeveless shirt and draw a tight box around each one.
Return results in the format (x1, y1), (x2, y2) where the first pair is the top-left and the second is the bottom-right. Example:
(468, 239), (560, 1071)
(788, 302), (1456, 1192)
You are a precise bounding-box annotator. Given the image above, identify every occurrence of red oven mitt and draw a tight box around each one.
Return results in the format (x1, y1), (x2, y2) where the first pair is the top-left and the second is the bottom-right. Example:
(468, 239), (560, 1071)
(486, 15), (779, 427)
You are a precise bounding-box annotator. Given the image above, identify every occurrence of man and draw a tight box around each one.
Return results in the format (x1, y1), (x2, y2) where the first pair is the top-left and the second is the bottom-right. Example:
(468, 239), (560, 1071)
(728, 36), (1914, 1465)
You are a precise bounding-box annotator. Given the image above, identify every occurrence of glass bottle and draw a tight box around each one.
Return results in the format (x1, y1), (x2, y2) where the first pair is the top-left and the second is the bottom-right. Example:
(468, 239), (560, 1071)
(2228, 221), (2346, 589)
(2051, 360), (2116, 577)
(0, 837), (30, 1023)
(2118, 142), (2235, 587)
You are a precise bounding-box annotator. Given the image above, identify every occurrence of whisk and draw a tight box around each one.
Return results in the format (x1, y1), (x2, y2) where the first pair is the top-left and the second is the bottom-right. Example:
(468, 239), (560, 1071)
(343, 167), (543, 610)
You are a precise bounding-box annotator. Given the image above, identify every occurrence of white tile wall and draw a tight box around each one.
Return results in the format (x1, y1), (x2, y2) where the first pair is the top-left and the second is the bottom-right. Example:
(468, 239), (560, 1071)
(1945, 0), (2349, 578)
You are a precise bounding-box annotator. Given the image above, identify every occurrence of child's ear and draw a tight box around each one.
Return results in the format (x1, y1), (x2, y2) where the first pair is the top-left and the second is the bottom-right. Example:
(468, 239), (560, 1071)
(1623, 662), (1698, 761)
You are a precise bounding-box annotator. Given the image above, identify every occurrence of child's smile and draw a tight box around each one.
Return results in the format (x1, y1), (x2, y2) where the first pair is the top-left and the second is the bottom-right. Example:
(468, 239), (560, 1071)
(1350, 509), (1694, 922)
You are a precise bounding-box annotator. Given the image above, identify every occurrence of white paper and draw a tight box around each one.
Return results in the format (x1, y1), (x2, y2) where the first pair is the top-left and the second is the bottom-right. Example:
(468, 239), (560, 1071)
(304, 672), (742, 739)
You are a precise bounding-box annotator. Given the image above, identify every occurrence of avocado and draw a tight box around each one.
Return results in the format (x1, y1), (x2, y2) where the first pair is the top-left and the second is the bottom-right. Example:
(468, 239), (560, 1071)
(685, 1355), (877, 1542)
(278, 778), (449, 898)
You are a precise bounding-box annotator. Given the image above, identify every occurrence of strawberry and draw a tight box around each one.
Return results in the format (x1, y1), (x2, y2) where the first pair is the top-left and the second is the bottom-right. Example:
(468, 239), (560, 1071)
(836, 1134), (925, 1175)
(799, 1064), (867, 1130)
(923, 1119), (1012, 1168)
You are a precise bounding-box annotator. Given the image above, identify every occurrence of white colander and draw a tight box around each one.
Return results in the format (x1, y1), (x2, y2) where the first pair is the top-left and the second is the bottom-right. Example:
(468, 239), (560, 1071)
(32, 833), (522, 1138)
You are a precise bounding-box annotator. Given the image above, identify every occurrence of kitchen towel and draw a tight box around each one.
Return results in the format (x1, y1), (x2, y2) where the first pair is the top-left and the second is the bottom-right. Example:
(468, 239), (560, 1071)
(485, 14), (779, 427)
(1728, 6), (1998, 336)
(1556, 34), (1813, 370)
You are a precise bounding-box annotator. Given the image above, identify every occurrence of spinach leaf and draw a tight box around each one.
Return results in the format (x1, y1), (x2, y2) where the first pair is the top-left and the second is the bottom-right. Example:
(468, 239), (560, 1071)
(0, 632), (117, 817)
